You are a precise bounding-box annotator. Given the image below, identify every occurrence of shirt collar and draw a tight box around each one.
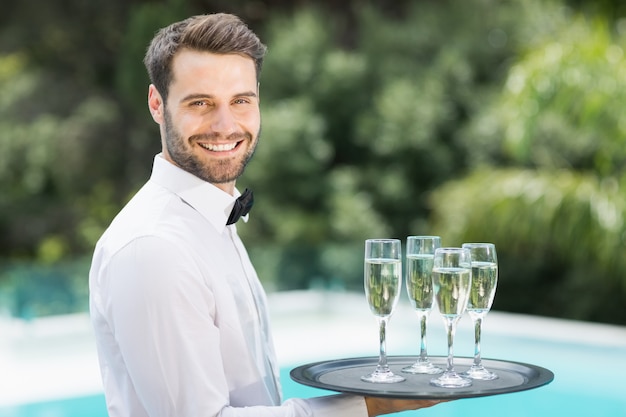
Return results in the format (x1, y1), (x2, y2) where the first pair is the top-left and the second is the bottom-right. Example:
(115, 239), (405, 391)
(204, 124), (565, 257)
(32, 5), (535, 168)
(149, 154), (247, 233)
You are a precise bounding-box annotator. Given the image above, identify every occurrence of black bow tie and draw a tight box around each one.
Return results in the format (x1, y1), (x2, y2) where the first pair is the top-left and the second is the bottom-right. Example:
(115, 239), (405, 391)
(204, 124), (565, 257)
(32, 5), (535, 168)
(226, 188), (254, 225)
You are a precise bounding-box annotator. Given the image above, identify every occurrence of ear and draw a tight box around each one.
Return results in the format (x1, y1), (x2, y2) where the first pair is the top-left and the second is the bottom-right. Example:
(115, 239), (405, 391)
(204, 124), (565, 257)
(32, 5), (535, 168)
(148, 84), (165, 125)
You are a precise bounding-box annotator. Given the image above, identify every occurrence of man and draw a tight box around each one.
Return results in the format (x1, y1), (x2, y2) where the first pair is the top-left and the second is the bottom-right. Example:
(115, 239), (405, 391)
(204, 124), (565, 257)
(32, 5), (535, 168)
(89, 13), (444, 417)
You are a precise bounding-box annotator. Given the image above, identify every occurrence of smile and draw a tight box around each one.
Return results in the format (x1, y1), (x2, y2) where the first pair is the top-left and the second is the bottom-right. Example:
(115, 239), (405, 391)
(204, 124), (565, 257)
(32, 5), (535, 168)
(199, 142), (239, 152)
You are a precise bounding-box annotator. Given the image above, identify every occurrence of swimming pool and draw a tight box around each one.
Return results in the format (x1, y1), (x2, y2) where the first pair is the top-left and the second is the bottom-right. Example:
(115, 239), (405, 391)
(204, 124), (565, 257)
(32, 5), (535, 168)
(1, 291), (625, 416)
(1, 344), (624, 417)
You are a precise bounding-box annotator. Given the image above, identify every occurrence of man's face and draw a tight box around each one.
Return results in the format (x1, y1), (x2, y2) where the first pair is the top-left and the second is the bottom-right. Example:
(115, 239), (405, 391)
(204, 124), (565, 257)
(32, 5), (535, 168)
(154, 49), (260, 189)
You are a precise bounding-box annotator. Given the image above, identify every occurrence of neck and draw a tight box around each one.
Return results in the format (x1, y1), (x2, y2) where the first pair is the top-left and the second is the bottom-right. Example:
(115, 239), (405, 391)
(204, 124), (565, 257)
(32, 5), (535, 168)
(213, 181), (236, 196)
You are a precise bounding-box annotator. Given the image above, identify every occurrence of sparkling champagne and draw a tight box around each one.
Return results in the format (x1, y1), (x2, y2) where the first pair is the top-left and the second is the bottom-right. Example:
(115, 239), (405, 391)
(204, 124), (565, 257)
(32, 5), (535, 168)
(432, 267), (471, 317)
(405, 254), (435, 310)
(468, 261), (498, 313)
(365, 258), (402, 317)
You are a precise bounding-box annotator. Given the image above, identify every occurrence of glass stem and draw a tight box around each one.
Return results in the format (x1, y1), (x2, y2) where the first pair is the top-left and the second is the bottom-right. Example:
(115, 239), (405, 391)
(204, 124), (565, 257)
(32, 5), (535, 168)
(445, 317), (457, 373)
(377, 317), (390, 371)
(418, 312), (428, 361)
(473, 316), (483, 367)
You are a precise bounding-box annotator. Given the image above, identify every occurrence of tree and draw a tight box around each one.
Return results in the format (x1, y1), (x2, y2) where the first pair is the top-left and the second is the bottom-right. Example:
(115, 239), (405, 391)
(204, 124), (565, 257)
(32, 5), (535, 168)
(433, 11), (626, 323)
(1, 0), (625, 323)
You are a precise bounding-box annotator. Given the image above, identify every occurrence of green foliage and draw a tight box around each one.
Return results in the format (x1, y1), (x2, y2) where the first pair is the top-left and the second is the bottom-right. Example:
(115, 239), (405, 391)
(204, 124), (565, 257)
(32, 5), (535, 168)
(443, 9), (626, 323)
(243, 1), (535, 244)
(431, 169), (624, 266)
(465, 15), (626, 176)
(0, 0), (190, 262)
(429, 169), (626, 321)
(115, 0), (191, 111)
(0, 53), (122, 260)
(1, 0), (625, 323)
(242, 2), (626, 323)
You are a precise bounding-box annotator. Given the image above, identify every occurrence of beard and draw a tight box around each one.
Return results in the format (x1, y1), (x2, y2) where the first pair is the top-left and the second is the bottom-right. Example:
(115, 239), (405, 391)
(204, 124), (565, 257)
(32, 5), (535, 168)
(163, 107), (259, 184)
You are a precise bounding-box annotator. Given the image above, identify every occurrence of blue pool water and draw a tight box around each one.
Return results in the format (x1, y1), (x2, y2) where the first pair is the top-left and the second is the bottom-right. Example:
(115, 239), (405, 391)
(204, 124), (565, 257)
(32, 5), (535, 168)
(280, 335), (626, 417)
(2, 336), (624, 417)
(1, 365), (623, 417)
(1, 313), (624, 417)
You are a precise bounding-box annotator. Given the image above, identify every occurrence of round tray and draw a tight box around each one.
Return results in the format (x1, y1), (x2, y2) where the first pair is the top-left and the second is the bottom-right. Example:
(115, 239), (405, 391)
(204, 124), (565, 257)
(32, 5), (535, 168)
(290, 356), (554, 399)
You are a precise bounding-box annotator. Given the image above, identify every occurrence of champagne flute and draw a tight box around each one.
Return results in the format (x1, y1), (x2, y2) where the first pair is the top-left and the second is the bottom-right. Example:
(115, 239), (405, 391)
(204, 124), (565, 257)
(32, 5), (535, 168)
(461, 243), (499, 380)
(430, 247), (473, 388)
(361, 238), (405, 383)
(402, 236), (443, 375)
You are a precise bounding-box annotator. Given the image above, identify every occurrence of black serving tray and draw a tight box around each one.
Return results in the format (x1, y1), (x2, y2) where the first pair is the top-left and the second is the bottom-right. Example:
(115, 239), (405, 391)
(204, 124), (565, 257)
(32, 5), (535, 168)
(290, 356), (554, 400)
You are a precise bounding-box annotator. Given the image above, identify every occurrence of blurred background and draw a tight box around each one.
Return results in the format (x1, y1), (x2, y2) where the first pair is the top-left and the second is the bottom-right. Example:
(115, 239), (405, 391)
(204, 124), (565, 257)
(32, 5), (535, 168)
(1, 0), (625, 324)
(2, 0), (626, 415)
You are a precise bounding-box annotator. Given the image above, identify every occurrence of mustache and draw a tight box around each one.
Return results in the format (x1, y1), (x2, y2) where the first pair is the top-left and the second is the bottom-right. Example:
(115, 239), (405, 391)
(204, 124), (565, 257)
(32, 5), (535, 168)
(189, 132), (251, 142)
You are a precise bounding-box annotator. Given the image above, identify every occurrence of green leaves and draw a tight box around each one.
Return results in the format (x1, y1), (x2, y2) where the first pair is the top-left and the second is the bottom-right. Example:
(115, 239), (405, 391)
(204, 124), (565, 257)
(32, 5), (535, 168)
(1, 0), (626, 322)
(467, 16), (626, 175)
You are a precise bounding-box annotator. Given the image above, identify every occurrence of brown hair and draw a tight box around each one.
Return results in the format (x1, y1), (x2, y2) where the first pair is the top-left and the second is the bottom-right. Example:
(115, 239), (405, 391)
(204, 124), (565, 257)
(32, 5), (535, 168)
(143, 13), (267, 102)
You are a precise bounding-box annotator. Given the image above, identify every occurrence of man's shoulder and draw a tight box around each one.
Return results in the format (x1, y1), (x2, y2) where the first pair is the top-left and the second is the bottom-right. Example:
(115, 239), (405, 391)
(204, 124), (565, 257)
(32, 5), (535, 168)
(98, 181), (218, 253)
(96, 183), (178, 251)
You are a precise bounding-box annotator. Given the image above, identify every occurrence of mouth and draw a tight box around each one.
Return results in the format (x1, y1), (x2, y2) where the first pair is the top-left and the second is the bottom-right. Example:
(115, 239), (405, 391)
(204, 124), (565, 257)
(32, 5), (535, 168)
(198, 141), (241, 152)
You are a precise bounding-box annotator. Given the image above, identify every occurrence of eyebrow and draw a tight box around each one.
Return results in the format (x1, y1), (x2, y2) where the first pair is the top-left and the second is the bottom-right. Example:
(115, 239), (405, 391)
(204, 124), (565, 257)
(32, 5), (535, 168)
(180, 91), (258, 103)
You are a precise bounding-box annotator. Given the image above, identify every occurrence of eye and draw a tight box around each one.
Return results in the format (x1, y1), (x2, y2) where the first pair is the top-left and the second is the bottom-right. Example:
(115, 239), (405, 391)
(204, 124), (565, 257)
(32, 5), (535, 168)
(233, 98), (250, 105)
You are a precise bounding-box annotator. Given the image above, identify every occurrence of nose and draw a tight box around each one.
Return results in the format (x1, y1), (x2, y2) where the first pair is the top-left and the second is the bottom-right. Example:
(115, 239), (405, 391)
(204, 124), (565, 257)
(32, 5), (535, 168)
(209, 104), (237, 136)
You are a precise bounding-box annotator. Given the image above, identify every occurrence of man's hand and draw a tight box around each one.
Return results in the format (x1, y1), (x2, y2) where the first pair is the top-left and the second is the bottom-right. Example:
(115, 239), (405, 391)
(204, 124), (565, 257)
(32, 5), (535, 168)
(365, 397), (448, 417)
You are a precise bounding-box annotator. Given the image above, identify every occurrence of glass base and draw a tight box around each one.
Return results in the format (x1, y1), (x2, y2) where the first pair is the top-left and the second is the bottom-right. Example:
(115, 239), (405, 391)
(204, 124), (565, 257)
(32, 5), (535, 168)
(462, 365), (499, 380)
(430, 371), (473, 388)
(402, 360), (443, 375)
(361, 368), (406, 383)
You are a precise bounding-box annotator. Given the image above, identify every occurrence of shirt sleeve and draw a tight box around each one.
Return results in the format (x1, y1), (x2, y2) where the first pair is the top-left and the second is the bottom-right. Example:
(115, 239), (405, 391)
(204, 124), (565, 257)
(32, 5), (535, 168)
(100, 235), (368, 417)
(218, 395), (367, 417)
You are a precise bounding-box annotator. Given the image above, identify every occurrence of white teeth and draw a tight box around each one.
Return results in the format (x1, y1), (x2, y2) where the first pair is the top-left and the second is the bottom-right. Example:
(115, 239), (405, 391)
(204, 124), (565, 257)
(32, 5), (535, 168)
(200, 142), (237, 151)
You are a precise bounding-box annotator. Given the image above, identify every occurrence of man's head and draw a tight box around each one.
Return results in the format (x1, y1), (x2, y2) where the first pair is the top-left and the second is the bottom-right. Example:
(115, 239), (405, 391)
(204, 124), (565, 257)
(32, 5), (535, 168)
(144, 14), (267, 193)
(144, 13), (267, 103)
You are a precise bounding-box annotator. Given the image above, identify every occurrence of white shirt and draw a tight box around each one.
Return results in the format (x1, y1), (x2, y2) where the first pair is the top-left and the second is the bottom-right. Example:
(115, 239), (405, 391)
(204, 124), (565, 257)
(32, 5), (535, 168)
(89, 154), (367, 417)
